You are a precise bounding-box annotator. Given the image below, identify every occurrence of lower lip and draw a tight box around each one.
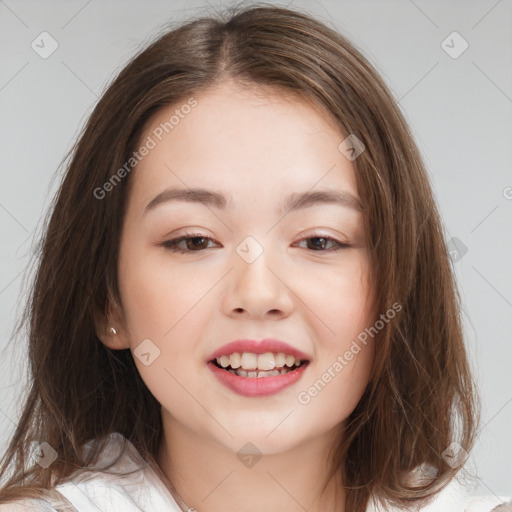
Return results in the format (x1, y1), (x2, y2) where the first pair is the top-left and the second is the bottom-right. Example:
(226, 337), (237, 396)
(207, 361), (309, 397)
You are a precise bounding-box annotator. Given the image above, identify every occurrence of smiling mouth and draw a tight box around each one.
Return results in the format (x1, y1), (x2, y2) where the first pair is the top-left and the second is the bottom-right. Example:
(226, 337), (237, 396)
(210, 352), (310, 378)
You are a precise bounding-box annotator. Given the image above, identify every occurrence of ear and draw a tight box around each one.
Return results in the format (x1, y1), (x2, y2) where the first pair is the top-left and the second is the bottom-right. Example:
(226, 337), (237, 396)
(94, 299), (131, 350)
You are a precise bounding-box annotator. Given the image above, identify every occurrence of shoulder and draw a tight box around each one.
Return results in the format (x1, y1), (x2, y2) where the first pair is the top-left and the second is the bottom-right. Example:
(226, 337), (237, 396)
(52, 432), (182, 511)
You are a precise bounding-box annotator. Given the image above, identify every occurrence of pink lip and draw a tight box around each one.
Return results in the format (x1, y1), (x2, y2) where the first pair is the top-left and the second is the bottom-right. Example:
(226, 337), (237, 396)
(206, 338), (311, 362)
(207, 360), (310, 397)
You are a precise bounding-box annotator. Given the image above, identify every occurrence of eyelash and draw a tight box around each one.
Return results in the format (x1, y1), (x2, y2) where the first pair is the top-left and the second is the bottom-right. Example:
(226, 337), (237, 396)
(161, 232), (351, 254)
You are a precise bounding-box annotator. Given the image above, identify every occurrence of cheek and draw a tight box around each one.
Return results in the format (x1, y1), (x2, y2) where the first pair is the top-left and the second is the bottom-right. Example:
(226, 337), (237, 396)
(297, 266), (375, 421)
(297, 342), (374, 436)
(118, 245), (208, 338)
(118, 245), (218, 388)
(298, 255), (375, 406)
(118, 251), (212, 409)
(119, 268), (176, 339)
(301, 253), (374, 340)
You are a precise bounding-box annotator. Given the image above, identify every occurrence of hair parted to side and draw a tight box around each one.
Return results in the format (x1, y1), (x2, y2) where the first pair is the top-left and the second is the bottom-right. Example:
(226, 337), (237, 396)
(0, 3), (479, 511)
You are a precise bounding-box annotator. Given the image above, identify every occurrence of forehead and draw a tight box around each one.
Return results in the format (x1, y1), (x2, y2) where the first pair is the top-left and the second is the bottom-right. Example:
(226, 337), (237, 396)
(130, 81), (359, 209)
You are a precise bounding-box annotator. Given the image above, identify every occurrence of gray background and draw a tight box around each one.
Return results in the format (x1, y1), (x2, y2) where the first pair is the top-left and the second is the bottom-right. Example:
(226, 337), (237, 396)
(0, 0), (511, 499)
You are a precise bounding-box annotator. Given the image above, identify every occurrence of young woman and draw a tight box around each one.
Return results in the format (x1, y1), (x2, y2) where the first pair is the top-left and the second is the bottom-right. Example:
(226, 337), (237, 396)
(1, 4), (507, 512)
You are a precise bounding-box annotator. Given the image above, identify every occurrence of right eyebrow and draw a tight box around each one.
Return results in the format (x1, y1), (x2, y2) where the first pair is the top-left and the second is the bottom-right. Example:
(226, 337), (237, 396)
(144, 188), (227, 214)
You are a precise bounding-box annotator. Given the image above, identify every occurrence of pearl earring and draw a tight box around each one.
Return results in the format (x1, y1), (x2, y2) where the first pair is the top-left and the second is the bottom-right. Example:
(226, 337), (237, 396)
(109, 326), (118, 335)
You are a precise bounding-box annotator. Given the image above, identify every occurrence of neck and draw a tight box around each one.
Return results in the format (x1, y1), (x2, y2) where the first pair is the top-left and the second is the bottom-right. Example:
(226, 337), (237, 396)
(156, 409), (346, 512)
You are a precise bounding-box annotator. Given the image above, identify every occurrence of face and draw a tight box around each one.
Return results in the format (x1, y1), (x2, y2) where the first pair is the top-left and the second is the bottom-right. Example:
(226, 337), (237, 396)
(106, 80), (377, 455)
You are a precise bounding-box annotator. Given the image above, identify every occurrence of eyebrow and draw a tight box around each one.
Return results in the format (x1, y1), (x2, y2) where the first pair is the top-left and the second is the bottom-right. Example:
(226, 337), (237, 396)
(144, 187), (364, 216)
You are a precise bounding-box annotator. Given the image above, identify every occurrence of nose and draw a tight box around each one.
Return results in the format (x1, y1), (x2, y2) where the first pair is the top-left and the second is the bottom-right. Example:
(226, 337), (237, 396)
(222, 243), (293, 320)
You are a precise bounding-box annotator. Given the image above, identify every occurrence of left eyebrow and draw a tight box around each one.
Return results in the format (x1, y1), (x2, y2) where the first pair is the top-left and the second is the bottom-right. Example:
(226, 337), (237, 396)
(143, 187), (364, 216)
(283, 189), (364, 214)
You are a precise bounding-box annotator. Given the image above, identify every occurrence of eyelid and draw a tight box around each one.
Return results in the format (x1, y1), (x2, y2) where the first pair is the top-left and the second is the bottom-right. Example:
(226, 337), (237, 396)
(160, 231), (220, 251)
(297, 228), (349, 242)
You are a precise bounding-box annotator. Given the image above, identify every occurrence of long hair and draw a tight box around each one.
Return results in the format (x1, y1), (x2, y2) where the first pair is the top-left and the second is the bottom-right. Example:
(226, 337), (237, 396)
(0, 4), (479, 511)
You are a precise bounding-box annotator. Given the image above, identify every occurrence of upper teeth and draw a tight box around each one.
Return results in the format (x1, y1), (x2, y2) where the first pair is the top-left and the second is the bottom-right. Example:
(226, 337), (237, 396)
(216, 352), (302, 371)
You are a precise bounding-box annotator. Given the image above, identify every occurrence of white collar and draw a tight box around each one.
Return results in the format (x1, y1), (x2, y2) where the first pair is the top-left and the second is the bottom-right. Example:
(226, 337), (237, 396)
(54, 432), (510, 512)
(55, 432), (182, 511)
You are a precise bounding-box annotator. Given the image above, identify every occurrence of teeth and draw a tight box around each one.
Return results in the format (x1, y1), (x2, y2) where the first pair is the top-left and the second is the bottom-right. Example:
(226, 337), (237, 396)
(257, 352), (275, 370)
(259, 370), (280, 377)
(218, 355), (230, 368)
(241, 353), (258, 370)
(216, 352), (302, 371)
(227, 368), (293, 378)
(229, 352), (241, 369)
(275, 352), (286, 367)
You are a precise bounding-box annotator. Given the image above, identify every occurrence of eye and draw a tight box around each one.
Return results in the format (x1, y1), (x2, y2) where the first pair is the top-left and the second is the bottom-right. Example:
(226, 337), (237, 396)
(161, 233), (220, 253)
(161, 233), (350, 254)
(294, 236), (351, 252)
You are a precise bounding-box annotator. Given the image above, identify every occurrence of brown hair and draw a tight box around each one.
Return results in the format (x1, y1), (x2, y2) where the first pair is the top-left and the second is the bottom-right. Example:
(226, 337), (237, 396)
(0, 3), (479, 511)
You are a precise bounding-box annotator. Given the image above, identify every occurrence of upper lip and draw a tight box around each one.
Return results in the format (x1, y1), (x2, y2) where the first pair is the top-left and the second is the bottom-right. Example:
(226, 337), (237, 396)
(207, 338), (311, 362)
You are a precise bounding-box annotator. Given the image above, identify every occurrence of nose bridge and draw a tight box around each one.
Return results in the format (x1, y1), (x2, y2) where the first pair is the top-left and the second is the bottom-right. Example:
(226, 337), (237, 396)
(235, 235), (267, 267)
(234, 234), (278, 290)
(225, 234), (292, 317)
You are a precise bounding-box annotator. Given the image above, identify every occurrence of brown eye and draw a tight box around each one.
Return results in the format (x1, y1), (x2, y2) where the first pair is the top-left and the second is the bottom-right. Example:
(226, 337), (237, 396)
(184, 237), (210, 250)
(295, 236), (350, 251)
(162, 234), (218, 253)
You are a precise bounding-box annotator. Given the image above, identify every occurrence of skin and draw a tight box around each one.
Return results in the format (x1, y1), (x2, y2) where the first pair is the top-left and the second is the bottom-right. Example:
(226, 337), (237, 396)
(99, 79), (377, 512)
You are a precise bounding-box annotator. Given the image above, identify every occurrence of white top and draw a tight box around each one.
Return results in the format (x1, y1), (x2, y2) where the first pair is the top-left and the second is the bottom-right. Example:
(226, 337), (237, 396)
(10, 432), (510, 512)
